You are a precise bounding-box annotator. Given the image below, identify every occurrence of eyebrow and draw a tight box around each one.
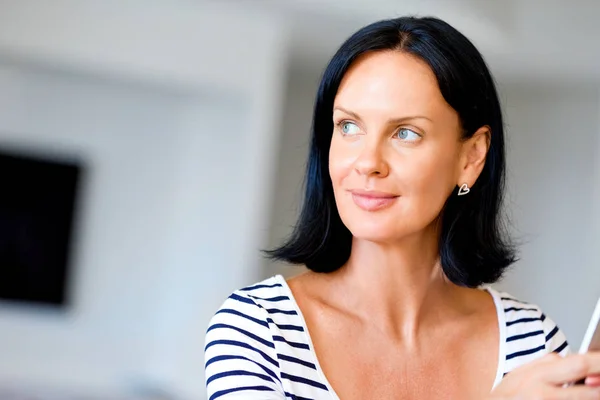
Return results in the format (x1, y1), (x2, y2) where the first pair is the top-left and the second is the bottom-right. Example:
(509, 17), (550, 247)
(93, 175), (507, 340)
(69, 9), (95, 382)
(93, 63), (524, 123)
(333, 106), (433, 124)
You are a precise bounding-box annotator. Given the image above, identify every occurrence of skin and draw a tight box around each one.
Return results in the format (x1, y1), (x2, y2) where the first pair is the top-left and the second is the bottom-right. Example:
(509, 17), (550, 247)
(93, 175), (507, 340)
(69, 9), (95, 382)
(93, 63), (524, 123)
(287, 50), (600, 399)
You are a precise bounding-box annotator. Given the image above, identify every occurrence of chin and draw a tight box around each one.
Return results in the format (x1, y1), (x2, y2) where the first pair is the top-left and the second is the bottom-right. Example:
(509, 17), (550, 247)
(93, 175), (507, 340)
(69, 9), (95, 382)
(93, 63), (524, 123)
(351, 231), (400, 244)
(343, 217), (408, 243)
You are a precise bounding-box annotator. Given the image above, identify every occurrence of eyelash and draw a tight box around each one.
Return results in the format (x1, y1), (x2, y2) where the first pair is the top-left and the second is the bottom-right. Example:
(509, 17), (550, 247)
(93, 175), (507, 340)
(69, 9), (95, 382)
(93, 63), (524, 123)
(336, 120), (360, 135)
(335, 120), (422, 141)
(394, 128), (422, 141)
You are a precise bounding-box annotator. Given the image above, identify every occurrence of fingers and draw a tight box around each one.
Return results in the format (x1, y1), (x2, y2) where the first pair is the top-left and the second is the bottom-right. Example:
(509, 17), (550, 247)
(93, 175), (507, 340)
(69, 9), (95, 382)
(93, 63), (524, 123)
(492, 353), (600, 399)
(587, 374), (600, 387)
(544, 353), (600, 385)
(532, 352), (563, 365)
(553, 385), (600, 399)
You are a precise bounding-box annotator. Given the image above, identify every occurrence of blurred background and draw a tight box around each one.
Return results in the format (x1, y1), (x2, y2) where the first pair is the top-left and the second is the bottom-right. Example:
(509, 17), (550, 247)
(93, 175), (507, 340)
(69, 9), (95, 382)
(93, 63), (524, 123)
(0, 0), (598, 398)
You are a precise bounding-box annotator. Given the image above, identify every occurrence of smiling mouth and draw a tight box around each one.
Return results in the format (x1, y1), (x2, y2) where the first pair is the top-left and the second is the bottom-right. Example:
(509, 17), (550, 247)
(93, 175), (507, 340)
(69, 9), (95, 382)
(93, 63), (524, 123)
(349, 190), (399, 211)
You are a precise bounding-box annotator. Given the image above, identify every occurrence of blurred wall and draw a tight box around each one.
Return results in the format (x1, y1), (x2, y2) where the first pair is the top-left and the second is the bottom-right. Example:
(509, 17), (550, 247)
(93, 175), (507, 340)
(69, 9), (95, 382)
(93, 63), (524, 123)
(0, 1), (289, 399)
(0, 61), (203, 392)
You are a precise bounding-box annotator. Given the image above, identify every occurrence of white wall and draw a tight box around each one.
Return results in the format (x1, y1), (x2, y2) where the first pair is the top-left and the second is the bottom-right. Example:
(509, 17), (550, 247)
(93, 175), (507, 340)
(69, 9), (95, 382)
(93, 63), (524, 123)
(0, 1), (289, 399)
(0, 61), (199, 393)
(0, 61), (250, 399)
(498, 83), (600, 350)
(0, 0), (281, 95)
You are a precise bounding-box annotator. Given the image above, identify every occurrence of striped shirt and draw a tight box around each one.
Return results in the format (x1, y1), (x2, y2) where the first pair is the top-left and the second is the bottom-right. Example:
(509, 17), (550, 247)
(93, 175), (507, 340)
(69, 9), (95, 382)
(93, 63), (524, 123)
(204, 275), (570, 400)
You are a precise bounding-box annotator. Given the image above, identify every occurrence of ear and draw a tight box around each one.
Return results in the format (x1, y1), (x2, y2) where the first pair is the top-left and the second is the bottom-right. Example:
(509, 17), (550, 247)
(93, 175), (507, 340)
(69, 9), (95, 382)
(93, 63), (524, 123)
(457, 126), (490, 188)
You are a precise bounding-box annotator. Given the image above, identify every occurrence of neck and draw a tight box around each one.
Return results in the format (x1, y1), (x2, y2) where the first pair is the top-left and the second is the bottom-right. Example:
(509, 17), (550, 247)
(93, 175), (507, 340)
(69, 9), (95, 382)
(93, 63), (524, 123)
(330, 226), (467, 343)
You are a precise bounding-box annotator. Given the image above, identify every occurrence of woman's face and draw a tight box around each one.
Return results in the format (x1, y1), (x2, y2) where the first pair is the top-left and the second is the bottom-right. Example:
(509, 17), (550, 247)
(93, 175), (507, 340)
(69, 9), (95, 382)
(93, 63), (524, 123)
(329, 50), (486, 243)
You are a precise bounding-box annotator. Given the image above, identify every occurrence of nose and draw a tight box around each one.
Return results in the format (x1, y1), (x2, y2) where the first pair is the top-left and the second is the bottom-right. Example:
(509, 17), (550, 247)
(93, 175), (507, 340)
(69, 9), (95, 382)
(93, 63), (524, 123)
(353, 140), (389, 178)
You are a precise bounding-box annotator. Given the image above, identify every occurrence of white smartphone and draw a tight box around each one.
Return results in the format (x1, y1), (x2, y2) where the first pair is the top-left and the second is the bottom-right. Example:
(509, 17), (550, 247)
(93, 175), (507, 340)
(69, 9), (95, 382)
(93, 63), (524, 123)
(579, 296), (600, 353)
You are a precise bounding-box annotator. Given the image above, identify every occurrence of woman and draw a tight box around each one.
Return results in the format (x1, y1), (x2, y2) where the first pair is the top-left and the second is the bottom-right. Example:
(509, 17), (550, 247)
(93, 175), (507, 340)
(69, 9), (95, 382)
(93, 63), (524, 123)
(204, 16), (600, 399)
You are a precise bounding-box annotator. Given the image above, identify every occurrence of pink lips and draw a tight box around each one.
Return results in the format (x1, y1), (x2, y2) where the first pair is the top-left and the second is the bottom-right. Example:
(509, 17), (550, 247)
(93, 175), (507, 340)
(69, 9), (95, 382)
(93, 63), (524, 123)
(349, 190), (399, 211)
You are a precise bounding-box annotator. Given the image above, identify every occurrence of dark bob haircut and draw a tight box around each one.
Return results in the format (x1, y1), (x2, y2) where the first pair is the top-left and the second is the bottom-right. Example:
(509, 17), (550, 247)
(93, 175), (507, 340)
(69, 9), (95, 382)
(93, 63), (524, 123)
(266, 16), (516, 288)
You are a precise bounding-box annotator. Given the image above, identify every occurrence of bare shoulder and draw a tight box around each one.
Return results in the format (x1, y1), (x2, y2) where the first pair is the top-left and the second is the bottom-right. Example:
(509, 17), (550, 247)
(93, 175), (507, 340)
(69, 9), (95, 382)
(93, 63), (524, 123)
(286, 271), (329, 308)
(286, 270), (347, 311)
(452, 285), (498, 321)
(285, 270), (353, 332)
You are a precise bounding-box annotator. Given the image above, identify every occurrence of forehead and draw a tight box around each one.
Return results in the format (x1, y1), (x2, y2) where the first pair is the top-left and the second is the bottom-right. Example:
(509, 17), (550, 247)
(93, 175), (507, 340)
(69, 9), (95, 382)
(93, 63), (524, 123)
(334, 51), (450, 118)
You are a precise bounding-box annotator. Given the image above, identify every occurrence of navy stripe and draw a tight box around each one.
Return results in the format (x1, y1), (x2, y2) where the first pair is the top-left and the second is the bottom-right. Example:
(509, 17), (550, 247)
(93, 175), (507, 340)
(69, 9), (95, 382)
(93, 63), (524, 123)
(205, 340), (279, 367)
(229, 293), (256, 305)
(545, 326), (559, 342)
(541, 313), (547, 322)
(267, 318), (305, 332)
(506, 317), (541, 327)
(210, 385), (276, 400)
(207, 323), (275, 349)
(501, 297), (532, 305)
(205, 355), (280, 382)
(507, 330), (544, 342)
(273, 335), (311, 350)
(504, 307), (539, 312)
(207, 370), (275, 386)
(506, 344), (545, 360)
(285, 392), (315, 400)
(241, 283), (284, 291)
(281, 372), (328, 390)
(216, 308), (269, 328)
(553, 340), (569, 354)
(249, 295), (291, 302)
(278, 353), (317, 369)
(267, 308), (298, 316)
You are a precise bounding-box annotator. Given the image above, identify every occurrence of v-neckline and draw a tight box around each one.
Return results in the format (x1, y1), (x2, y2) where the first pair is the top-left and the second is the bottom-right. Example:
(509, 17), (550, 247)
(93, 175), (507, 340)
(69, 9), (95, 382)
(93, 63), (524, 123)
(276, 275), (506, 398)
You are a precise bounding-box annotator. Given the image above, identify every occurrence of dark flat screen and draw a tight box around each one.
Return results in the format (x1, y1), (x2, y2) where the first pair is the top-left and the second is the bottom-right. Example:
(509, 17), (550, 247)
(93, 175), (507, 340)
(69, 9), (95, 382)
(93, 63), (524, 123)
(0, 148), (82, 307)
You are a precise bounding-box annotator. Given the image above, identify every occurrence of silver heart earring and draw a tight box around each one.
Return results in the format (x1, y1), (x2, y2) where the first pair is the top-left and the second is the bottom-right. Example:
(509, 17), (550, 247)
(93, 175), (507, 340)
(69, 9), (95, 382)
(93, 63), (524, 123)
(458, 183), (470, 196)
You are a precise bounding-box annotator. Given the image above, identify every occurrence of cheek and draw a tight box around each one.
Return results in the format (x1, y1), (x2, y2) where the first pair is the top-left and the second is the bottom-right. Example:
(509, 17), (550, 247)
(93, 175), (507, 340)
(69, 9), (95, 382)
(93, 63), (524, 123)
(328, 136), (355, 187)
(403, 148), (459, 206)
